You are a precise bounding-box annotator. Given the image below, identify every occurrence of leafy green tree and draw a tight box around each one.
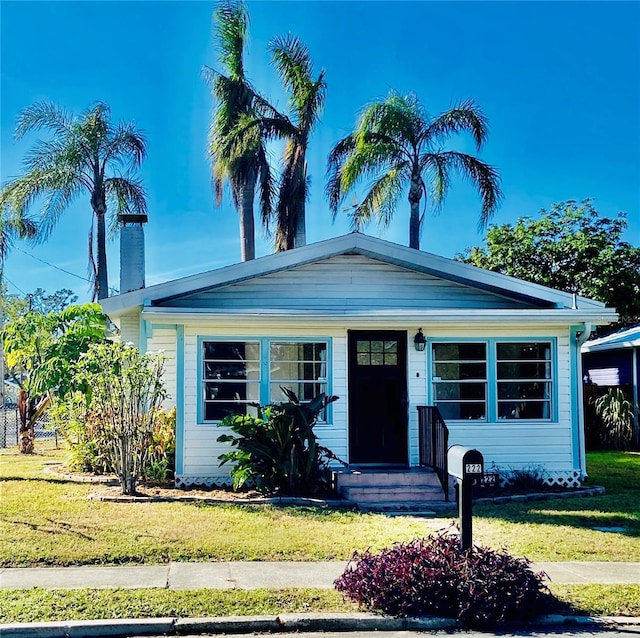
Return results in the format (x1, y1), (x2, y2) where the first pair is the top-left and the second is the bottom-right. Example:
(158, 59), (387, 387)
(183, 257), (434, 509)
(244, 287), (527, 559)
(458, 200), (640, 327)
(1, 303), (109, 452)
(2, 288), (77, 323)
(0, 102), (147, 299)
(327, 92), (502, 250)
(204, 0), (273, 262)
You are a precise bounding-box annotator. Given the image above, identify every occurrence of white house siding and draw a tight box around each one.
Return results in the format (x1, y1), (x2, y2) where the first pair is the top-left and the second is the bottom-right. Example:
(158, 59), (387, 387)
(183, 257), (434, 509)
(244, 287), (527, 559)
(146, 326), (178, 411)
(117, 313), (141, 348)
(178, 323), (349, 486)
(163, 255), (534, 311)
(168, 319), (578, 487)
(421, 326), (578, 486)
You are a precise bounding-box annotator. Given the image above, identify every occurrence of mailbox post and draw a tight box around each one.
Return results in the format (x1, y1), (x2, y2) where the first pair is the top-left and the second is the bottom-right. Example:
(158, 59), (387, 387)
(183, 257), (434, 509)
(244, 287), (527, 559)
(447, 445), (484, 551)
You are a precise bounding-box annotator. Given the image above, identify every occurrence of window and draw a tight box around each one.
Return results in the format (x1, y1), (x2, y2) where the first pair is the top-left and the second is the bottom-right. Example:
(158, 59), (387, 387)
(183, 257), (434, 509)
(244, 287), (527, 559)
(356, 340), (398, 366)
(201, 338), (330, 422)
(432, 343), (487, 420)
(430, 339), (554, 422)
(496, 342), (552, 419)
(202, 341), (260, 421)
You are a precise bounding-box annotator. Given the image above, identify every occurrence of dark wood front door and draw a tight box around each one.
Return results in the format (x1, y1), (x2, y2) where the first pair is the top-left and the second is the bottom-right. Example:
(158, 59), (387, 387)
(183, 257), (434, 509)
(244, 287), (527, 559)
(348, 330), (408, 465)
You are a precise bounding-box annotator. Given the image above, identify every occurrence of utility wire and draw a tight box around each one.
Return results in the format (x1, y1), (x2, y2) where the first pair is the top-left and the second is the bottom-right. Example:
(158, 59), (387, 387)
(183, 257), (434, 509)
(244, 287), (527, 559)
(14, 246), (92, 283)
(4, 276), (27, 296)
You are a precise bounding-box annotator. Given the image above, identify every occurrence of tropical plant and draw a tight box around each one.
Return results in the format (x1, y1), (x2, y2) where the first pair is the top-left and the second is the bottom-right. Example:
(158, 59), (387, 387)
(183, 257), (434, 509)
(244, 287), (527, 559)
(143, 406), (177, 482)
(73, 342), (166, 494)
(218, 388), (341, 495)
(1, 303), (109, 453)
(204, 0), (274, 262)
(225, 34), (326, 251)
(334, 532), (550, 628)
(327, 92), (502, 250)
(458, 200), (640, 329)
(593, 388), (634, 450)
(0, 102), (147, 299)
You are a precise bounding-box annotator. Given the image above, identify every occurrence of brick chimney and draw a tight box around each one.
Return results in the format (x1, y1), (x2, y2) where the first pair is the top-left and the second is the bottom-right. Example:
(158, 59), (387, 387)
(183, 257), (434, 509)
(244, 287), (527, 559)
(119, 213), (148, 294)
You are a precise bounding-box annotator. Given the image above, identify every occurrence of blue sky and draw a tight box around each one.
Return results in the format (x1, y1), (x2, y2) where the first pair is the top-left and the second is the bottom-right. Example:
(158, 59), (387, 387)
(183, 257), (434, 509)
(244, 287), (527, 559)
(1, 0), (639, 303)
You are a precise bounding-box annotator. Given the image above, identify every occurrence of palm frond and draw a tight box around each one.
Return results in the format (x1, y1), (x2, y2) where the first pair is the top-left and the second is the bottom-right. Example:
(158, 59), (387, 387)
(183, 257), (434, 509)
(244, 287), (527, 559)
(422, 99), (489, 150)
(213, 0), (248, 81)
(351, 168), (405, 231)
(103, 123), (147, 170)
(270, 34), (326, 128)
(105, 176), (148, 217)
(15, 102), (73, 140)
(420, 153), (451, 211)
(435, 151), (503, 228)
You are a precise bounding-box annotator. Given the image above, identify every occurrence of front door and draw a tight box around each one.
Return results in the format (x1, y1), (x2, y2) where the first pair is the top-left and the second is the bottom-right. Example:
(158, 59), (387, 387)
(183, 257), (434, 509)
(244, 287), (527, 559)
(348, 330), (408, 465)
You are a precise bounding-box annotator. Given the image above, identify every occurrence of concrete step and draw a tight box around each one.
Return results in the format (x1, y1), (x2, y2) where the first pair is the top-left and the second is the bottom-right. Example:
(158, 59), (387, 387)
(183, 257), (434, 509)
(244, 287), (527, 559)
(340, 484), (446, 503)
(334, 470), (442, 488)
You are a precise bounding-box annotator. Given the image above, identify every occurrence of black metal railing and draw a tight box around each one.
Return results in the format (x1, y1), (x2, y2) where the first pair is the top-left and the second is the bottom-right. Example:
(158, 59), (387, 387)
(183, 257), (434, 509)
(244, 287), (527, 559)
(417, 405), (449, 500)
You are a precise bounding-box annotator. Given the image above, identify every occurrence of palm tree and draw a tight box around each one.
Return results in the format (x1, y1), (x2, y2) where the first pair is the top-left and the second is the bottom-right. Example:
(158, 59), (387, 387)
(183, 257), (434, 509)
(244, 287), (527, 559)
(0, 102), (147, 299)
(227, 34), (326, 251)
(266, 35), (326, 251)
(327, 92), (502, 250)
(204, 0), (273, 262)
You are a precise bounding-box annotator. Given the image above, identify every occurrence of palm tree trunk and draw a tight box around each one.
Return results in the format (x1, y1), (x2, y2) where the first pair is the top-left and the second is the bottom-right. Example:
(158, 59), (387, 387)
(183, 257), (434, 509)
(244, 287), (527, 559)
(408, 172), (422, 250)
(92, 186), (109, 300)
(294, 199), (306, 249)
(293, 159), (307, 249)
(239, 175), (256, 262)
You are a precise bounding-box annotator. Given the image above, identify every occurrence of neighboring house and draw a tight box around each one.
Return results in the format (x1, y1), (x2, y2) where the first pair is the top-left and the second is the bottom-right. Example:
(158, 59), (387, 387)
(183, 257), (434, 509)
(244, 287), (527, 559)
(582, 325), (640, 445)
(101, 232), (617, 491)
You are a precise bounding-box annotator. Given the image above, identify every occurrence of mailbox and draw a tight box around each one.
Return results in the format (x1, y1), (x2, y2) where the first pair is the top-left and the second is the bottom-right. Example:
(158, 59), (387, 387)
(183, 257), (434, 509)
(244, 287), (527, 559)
(447, 445), (484, 551)
(448, 445), (484, 480)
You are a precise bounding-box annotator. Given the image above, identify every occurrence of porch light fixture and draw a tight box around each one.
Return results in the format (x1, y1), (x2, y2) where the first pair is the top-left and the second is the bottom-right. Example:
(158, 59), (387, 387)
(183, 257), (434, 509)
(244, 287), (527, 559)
(414, 328), (426, 352)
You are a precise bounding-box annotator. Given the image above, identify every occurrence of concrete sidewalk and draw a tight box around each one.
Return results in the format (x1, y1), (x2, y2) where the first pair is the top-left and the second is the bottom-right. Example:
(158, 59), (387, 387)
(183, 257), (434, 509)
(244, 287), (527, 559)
(1, 560), (639, 590)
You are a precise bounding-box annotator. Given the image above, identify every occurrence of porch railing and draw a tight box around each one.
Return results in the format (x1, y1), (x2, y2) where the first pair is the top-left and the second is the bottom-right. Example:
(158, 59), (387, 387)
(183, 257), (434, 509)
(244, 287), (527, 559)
(417, 405), (449, 501)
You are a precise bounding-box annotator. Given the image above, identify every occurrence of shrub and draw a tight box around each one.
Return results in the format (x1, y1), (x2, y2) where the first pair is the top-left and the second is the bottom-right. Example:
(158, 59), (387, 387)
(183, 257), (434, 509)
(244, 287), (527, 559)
(501, 464), (548, 491)
(334, 533), (549, 628)
(142, 406), (177, 482)
(593, 388), (634, 450)
(218, 388), (342, 495)
(74, 342), (167, 495)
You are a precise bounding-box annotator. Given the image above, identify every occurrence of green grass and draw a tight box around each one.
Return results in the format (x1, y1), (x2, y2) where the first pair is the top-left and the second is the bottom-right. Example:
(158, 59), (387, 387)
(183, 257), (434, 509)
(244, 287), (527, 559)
(470, 450), (640, 561)
(0, 588), (353, 623)
(0, 585), (638, 623)
(1, 445), (638, 565)
(0, 445), (429, 566)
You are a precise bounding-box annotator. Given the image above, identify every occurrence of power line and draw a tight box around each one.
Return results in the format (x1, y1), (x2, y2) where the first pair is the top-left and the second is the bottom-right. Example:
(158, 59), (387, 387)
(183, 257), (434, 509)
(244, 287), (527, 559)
(14, 246), (92, 283)
(4, 276), (27, 296)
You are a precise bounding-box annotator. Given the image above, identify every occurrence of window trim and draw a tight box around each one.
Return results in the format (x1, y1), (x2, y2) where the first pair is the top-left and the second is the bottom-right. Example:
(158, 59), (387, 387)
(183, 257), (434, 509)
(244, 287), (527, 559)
(427, 337), (558, 423)
(197, 336), (333, 425)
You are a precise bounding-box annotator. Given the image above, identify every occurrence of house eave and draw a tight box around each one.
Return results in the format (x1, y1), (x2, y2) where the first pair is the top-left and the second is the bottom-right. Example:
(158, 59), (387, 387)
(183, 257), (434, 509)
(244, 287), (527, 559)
(100, 233), (607, 316)
(140, 306), (618, 328)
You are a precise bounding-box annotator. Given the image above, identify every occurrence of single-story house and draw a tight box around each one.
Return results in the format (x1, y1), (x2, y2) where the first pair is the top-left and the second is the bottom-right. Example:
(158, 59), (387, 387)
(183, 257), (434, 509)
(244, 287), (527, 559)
(101, 230), (617, 494)
(582, 325), (640, 445)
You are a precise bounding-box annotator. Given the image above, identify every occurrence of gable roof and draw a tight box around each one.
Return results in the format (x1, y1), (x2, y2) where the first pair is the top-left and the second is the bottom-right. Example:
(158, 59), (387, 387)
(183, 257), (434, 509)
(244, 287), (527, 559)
(101, 232), (614, 322)
(582, 325), (640, 353)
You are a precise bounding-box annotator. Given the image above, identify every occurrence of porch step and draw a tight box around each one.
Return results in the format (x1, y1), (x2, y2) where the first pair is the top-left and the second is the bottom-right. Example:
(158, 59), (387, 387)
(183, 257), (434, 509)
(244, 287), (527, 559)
(341, 484), (445, 503)
(334, 468), (454, 507)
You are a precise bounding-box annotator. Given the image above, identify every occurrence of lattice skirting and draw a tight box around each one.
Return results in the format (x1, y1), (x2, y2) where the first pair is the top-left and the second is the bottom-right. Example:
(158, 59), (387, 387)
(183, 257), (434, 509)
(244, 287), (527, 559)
(541, 471), (582, 488)
(499, 470), (582, 489)
(175, 475), (233, 488)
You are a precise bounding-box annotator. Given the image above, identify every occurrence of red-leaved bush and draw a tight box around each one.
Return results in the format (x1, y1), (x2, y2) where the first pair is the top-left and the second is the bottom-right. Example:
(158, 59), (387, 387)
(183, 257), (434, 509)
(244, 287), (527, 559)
(334, 532), (550, 628)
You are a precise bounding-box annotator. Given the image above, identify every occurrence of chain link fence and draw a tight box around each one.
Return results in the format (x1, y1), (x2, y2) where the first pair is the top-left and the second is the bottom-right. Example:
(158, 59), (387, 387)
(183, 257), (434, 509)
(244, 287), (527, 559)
(0, 406), (58, 448)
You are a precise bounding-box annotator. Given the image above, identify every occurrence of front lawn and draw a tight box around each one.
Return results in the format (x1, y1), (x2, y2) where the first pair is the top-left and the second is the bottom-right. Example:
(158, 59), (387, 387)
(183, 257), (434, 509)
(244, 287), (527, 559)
(1, 445), (638, 566)
(0, 585), (638, 623)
